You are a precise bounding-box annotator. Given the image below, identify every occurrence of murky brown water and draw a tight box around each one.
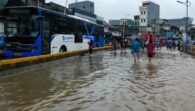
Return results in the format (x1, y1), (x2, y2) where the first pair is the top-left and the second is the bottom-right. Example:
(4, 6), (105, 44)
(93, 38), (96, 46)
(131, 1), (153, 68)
(1, 49), (195, 111)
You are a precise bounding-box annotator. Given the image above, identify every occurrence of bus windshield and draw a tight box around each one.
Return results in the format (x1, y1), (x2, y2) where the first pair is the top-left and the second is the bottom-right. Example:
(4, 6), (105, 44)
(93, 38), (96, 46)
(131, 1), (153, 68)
(5, 16), (39, 37)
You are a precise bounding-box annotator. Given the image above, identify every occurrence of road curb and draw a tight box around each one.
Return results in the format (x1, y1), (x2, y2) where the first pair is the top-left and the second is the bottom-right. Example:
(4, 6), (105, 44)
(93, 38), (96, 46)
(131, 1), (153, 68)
(0, 46), (111, 72)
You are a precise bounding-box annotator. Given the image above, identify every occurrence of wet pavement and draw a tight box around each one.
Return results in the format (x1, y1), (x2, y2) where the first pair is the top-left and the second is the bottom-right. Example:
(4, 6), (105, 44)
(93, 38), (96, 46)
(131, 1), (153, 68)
(0, 48), (195, 111)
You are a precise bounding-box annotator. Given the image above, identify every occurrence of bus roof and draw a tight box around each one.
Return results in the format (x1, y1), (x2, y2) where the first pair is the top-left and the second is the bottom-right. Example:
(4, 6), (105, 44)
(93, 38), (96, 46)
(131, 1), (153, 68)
(3, 6), (103, 27)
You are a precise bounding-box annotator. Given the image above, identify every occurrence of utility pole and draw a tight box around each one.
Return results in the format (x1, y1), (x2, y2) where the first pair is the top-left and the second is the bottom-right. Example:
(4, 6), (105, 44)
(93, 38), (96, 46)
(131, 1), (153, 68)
(177, 0), (190, 53)
(123, 21), (125, 48)
(185, 0), (189, 53)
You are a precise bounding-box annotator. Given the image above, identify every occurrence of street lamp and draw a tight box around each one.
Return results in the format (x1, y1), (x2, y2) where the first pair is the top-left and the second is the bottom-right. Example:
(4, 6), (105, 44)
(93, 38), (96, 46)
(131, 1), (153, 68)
(177, 0), (191, 53)
(122, 14), (131, 48)
(122, 20), (126, 48)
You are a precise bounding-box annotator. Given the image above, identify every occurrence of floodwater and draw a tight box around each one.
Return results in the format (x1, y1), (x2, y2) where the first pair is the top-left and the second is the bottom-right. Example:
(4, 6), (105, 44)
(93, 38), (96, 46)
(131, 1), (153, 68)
(0, 49), (195, 111)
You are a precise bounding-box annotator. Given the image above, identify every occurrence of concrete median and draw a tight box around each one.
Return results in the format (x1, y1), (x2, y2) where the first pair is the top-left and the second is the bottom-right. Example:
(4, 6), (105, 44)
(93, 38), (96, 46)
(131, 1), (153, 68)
(0, 46), (111, 72)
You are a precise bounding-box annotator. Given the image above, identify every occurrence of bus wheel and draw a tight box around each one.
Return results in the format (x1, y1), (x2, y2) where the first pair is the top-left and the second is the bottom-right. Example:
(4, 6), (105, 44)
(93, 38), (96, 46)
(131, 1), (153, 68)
(59, 46), (67, 52)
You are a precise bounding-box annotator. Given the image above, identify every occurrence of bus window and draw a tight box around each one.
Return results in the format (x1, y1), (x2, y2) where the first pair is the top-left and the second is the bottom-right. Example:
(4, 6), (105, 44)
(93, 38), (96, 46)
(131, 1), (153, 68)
(53, 17), (73, 35)
(7, 22), (17, 37)
(5, 16), (39, 37)
(74, 21), (83, 43)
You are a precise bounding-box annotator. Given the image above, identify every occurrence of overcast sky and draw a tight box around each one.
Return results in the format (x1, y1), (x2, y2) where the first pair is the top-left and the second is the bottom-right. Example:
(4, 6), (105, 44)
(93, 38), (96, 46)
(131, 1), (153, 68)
(46, 0), (195, 22)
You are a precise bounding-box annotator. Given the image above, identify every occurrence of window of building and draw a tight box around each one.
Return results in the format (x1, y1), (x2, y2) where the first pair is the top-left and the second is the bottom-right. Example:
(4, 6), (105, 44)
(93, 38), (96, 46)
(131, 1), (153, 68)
(144, 11), (146, 15)
(144, 19), (146, 22)
(141, 11), (143, 15)
(83, 6), (86, 9)
(141, 19), (143, 23)
(90, 4), (93, 7)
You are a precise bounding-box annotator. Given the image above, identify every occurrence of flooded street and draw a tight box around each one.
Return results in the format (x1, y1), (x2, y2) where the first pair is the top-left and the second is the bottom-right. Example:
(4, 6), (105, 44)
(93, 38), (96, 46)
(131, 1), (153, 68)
(1, 49), (195, 111)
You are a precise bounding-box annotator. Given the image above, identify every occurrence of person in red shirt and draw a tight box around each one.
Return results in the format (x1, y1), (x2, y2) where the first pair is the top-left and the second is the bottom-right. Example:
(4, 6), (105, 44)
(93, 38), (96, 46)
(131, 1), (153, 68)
(88, 40), (94, 55)
(146, 39), (155, 62)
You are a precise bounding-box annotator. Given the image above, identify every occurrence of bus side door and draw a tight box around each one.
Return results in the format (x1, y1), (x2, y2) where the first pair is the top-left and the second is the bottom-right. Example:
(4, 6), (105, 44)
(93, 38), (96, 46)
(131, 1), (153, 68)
(42, 20), (50, 55)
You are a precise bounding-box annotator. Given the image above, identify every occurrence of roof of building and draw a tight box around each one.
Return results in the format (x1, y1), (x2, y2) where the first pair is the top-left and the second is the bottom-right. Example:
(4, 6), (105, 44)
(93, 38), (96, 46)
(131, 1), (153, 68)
(70, 0), (94, 5)
(167, 17), (193, 21)
(142, 1), (159, 6)
(45, 2), (66, 13)
(71, 8), (96, 18)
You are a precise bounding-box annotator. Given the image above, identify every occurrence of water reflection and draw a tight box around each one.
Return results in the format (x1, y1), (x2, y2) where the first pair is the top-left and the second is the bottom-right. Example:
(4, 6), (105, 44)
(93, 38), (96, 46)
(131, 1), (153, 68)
(89, 56), (93, 67)
(145, 63), (157, 78)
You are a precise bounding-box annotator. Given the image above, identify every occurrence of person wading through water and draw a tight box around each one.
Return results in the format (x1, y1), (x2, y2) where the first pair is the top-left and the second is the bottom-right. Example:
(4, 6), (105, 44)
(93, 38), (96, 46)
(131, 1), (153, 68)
(88, 40), (94, 55)
(131, 38), (141, 63)
(146, 39), (155, 62)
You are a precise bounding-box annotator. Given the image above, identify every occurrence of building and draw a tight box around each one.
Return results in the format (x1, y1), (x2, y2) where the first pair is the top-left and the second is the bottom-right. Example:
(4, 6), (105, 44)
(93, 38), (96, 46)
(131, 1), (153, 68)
(109, 19), (134, 26)
(46, 1), (104, 25)
(139, 1), (160, 33)
(189, 27), (195, 41)
(167, 17), (193, 30)
(151, 19), (171, 38)
(109, 19), (138, 36)
(96, 15), (104, 25)
(154, 19), (170, 34)
(45, 2), (68, 14)
(120, 19), (138, 35)
(4, 0), (26, 7)
(27, 0), (45, 6)
(104, 22), (122, 43)
(134, 15), (140, 27)
(69, 1), (103, 25)
(109, 20), (120, 26)
(70, 8), (97, 23)
(1, 0), (104, 29)
(4, 0), (45, 7)
(120, 19), (134, 26)
(69, 1), (94, 14)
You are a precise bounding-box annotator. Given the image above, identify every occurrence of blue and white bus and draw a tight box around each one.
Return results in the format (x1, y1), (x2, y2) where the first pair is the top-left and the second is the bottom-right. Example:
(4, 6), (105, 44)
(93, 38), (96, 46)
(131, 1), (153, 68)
(1, 6), (104, 57)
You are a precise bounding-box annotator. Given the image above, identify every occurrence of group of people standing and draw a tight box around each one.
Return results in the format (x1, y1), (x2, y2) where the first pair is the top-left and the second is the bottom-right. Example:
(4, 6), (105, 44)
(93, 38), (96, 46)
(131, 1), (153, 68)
(131, 38), (155, 63)
(167, 39), (183, 51)
(111, 39), (129, 51)
(110, 37), (155, 63)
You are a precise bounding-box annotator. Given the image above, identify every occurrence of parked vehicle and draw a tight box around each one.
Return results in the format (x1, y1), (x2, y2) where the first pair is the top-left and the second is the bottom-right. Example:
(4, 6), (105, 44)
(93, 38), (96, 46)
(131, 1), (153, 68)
(1, 6), (104, 57)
